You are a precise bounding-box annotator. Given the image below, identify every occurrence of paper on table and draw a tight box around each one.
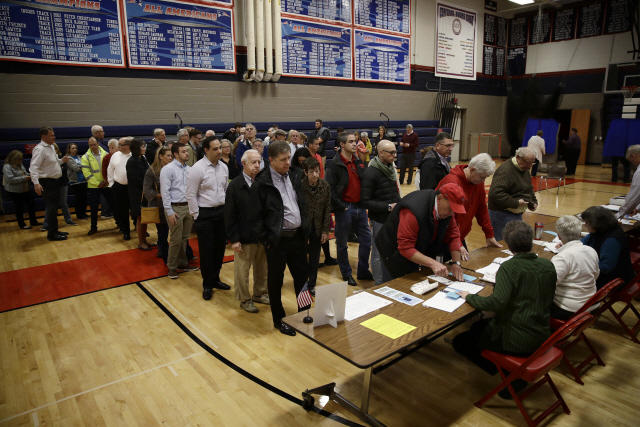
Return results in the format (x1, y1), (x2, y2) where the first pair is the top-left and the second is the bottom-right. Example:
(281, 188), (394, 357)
(373, 286), (423, 306)
(423, 292), (466, 313)
(532, 240), (547, 246)
(476, 263), (500, 275)
(622, 219), (635, 225)
(344, 292), (392, 321)
(428, 275), (454, 285)
(493, 256), (512, 264)
(448, 272), (477, 281)
(444, 281), (484, 294)
(480, 273), (496, 284)
(502, 249), (513, 255)
(542, 242), (560, 254)
(360, 314), (416, 339)
(601, 204), (621, 212)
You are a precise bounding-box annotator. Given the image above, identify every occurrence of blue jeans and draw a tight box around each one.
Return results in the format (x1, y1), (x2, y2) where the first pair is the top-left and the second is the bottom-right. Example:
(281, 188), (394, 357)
(43, 184), (72, 228)
(489, 210), (523, 242)
(370, 219), (384, 286)
(334, 204), (372, 278)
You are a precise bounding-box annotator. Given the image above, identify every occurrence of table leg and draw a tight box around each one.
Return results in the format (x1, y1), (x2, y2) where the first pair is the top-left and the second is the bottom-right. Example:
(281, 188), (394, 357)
(361, 367), (373, 413)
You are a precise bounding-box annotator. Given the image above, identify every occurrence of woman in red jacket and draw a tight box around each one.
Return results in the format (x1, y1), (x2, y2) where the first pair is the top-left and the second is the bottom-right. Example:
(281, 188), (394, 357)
(436, 153), (502, 260)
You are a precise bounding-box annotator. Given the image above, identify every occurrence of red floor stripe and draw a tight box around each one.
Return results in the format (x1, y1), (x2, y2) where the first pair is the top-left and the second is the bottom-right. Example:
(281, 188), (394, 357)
(0, 238), (234, 313)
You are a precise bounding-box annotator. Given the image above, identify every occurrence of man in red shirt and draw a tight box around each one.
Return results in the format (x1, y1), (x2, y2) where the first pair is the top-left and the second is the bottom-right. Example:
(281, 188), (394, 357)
(375, 183), (466, 282)
(325, 132), (373, 286)
(437, 153), (502, 260)
(307, 137), (325, 179)
(398, 124), (420, 185)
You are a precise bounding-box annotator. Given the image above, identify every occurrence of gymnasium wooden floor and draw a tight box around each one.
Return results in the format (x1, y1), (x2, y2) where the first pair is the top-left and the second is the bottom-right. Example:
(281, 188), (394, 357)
(2, 162), (640, 427)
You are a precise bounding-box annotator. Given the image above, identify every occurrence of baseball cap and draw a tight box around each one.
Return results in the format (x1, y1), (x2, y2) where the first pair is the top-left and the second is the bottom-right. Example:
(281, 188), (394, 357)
(439, 183), (466, 214)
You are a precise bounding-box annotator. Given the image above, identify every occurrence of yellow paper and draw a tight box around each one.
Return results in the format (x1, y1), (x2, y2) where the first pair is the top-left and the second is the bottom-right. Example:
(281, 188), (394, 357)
(360, 314), (416, 339)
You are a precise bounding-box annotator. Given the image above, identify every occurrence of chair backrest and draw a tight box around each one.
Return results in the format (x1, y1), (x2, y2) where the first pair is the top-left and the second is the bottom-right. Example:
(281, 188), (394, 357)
(613, 271), (640, 298)
(575, 278), (623, 318)
(507, 312), (593, 378)
(547, 164), (566, 179)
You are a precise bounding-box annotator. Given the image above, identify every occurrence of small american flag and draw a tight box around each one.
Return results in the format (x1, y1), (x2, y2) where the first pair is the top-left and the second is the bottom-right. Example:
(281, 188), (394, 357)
(297, 282), (314, 308)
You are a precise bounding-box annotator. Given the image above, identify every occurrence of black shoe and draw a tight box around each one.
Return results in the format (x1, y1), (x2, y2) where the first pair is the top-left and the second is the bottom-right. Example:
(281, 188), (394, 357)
(119, 229), (124, 234)
(123, 233), (131, 241)
(146, 232), (150, 237)
(189, 256), (199, 262)
(323, 257), (338, 266)
(357, 271), (374, 281)
(56, 231), (69, 236)
(88, 229), (97, 236)
(48, 235), (67, 241)
(276, 324), (296, 336)
(348, 234), (359, 243)
(203, 288), (213, 300)
(212, 281), (231, 290)
(498, 379), (529, 400)
(343, 275), (357, 286)
(310, 288), (316, 297)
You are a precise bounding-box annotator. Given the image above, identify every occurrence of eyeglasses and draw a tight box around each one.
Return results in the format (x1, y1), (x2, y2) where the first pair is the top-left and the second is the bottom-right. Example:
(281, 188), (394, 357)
(441, 144), (455, 149)
(519, 156), (535, 165)
(380, 150), (397, 155)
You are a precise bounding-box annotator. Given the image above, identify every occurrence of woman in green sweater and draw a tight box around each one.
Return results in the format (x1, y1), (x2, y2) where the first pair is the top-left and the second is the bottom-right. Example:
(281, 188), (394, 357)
(452, 220), (556, 399)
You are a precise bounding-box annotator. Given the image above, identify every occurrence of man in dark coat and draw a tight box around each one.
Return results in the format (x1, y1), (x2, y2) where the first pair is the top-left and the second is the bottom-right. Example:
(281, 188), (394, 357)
(418, 132), (454, 190)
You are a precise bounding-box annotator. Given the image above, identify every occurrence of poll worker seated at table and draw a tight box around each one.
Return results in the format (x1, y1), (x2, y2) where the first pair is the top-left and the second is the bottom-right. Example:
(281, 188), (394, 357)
(615, 144), (640, 219)
(550, 215), (599, 321)
(374, 183), (466, 283)
(453, 221), (557, 399)
(581, 206), (635, 291)
(436, 153), (501, 261)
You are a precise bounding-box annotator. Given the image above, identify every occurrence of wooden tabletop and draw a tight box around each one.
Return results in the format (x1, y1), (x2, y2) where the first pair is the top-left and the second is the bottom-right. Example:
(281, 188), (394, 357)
(283, 270), (493, 369)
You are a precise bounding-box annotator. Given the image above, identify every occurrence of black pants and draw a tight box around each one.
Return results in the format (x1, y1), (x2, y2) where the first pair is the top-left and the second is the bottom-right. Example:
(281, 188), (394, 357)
(39, 178), (60, 239)
(565, 147), (581, 175)
(88, 187), (109, 230)
(71, 182), (88, 218)
(195, 206), (227, 289)
(322, 241), (332, 259)
(308, 233), (322, 288)
(266, 229), (309, 327)
(8, 191), (38, 228)
(398, 152), (416, 184)
(156, 222), (169, 265)
(612, 156), (631, 182)
(549, 303), (575, 321)
(111, 182), (131, 234)
(452, 318), (532, 375)
(530, 159), (540, 177)
(102, 187), (114, 216)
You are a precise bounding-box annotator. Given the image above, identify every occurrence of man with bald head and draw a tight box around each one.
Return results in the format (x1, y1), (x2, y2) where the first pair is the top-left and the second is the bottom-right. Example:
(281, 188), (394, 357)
(361, 140), (402, 285)
(488, 146), (538, 241)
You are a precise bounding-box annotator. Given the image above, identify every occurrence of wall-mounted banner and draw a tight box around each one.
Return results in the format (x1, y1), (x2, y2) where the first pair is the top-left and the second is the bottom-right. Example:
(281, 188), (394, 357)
(281, 18), (352, 80)
(123, 0), (235, 73)
(0, 0), (125, 67)
(577, 2), (604, 38)
(553, 8), (576, 42)
(281, 0), (351, 24)
(507, 46), (526, 76)
(354, 28), (410, 84)
(435, 2), (477, 81)
(529, 11), (551, 44)
(605, 0), (632, 35)
(354, 0), (410, 34)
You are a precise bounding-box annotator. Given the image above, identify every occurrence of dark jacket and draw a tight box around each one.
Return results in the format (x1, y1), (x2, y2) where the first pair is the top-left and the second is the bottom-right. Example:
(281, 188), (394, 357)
(126, 155), (150, 217)
(584, 225), (635, 290)
(375, 190), (452, 279)
(145, 139), (163, 165)
(488, 157), (537, 212)
(308, 127), (331, 156)
(360, 162), (401, 223)
(324, 151), (366, 212)
(418, 148), (449, 190)
(221, 156), (240, 180)
(225, 173), (262, 244)
(254, 165), (310, 251)
(301, 177), (331, 237)
(222, 130), (240, 143)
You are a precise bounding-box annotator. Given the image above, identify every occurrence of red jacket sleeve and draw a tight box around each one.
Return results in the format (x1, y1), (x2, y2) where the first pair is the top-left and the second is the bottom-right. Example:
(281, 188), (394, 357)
(101, 154), (110, 181)
(398, 209), (420, 260)
(444, 216), (463, 252)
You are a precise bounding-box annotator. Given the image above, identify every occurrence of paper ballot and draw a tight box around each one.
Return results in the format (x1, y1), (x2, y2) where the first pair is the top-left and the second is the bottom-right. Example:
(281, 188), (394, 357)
(344, 292), (392, 321)
(475, 256), (512, 275)
(423, 292), (466, 312)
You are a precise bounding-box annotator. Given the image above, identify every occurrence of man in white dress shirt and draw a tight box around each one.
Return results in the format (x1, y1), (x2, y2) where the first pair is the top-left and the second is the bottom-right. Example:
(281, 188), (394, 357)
(30, 127), (70, 241)
(616, 145), (640, 219)
(551, 215), (600, 320)
(187, 137), (230, 300)
(526, 130), (546, 177)
(107, 137), (133, 240)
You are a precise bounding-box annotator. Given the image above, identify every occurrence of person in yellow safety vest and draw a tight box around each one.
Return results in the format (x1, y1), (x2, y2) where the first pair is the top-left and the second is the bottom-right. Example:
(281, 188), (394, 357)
(82, 137), (109, 235)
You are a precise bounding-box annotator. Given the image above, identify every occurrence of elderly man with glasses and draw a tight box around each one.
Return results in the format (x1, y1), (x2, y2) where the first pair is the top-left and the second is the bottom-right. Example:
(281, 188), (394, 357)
(418, 132), (455, 190)
(487, 147), (538, 241)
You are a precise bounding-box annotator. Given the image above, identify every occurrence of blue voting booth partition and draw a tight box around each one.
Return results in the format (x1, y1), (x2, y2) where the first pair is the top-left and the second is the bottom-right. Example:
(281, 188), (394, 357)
(521, 119), (560, 154)
(603, 118), (640, 157)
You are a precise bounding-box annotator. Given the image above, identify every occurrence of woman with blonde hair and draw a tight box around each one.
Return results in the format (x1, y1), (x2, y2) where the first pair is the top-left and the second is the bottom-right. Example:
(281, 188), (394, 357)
(3, 150), (40, 229)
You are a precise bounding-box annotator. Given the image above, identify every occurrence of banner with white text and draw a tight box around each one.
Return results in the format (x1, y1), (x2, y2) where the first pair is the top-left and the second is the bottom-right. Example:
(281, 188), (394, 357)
(435, 2), (477, 81)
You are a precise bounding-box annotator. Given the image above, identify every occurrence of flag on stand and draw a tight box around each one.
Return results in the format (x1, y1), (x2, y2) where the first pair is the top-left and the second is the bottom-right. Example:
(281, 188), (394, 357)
(297, 282), (314, 308)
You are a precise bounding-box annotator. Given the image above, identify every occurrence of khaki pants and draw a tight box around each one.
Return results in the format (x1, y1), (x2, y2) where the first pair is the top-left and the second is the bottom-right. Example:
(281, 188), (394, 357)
(167, 204), (193, 270)
(234, 243), (268, 302)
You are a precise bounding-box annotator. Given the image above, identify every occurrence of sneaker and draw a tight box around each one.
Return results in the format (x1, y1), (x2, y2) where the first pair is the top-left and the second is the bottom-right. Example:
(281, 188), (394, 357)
(177, 265), (199, 272)
(66, 221), (78, 226)
(101, 214), (113, 219)
(20, 225), (32, 230)
(252, 294), (271, 305)
(40, 227), (48, 232)
(168, 269), (178, 279)
(241, 300), (259, 313)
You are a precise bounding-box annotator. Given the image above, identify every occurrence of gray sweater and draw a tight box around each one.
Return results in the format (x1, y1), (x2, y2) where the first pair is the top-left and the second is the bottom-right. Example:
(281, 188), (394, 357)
(3, 163), (30, 193)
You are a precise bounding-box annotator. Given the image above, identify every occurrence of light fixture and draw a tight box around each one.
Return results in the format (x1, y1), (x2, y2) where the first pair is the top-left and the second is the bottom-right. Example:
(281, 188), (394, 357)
(509, 0), (534, 4)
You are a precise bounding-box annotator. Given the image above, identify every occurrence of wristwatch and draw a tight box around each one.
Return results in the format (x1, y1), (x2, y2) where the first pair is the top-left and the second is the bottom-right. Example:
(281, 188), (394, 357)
(388, 204), (393, 211)
(448, 260), (461, 266)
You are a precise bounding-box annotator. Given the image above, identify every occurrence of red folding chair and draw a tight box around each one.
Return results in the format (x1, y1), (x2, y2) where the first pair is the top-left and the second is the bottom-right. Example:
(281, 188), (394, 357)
(598, 272), (640, 344)
(550, 278), (623, 385)
(475, 312), (593, 427)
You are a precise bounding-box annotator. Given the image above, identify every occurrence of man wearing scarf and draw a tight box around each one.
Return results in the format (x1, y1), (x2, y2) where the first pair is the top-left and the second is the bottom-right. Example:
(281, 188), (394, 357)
(361, 140), (402, 285)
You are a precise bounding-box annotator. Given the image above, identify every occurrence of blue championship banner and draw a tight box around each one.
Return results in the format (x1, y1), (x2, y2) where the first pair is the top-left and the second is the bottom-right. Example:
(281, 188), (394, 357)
(354, 29), (410, 84)
(281, 17), (352, 80)
(123, 0), (235, 73)
(0, 0), (125, 67)
(281, 0), (351, 25)
(354, 0), (410, 34)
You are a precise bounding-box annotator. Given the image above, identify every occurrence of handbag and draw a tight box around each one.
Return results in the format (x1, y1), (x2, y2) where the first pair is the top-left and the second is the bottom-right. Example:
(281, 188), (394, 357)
(140, 179), (161, 224)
